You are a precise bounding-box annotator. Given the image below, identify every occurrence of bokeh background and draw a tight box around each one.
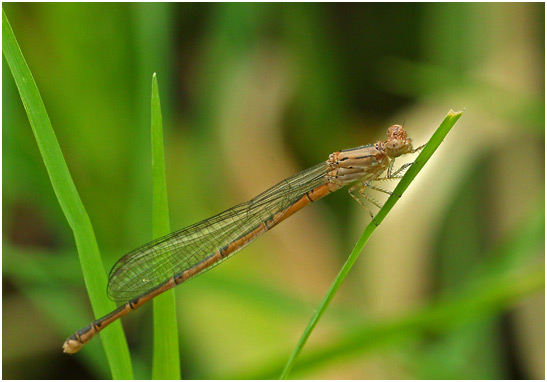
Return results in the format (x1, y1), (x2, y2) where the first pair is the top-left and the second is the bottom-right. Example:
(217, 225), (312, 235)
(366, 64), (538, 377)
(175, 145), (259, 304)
(2, 3), (544, 379)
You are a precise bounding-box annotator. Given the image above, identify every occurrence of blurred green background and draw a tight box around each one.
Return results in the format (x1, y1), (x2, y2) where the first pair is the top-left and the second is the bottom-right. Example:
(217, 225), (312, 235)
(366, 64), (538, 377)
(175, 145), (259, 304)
(2, 3), (544, 379)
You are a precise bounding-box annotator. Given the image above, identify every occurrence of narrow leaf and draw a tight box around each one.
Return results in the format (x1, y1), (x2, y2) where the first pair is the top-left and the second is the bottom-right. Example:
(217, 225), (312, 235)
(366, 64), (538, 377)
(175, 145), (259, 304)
(151, 73), (181, 379)
(2, 8), (132, 378)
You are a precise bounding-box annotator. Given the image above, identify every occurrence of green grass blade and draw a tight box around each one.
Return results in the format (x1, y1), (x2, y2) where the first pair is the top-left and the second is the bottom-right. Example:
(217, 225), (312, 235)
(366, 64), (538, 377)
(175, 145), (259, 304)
(2, 9), (132, 379)
(280, 110), (464, 379)
(238, 267), (542, 379)
(150, 73), (181, 379)
(300, 268), (544, 375)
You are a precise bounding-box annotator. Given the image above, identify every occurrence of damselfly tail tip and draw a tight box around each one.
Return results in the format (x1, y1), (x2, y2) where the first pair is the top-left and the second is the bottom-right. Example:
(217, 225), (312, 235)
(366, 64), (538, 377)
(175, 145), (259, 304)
(62, 335), (83, 354)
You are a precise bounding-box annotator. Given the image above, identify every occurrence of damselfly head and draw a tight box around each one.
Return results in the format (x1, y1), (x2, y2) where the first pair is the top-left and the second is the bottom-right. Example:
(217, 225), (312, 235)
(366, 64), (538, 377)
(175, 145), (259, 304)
(383, 124), (413, 158)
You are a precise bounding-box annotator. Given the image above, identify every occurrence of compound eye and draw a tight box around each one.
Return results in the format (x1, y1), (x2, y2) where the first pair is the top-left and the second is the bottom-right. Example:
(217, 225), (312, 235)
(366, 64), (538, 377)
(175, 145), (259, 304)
(387, 124), (403, 135)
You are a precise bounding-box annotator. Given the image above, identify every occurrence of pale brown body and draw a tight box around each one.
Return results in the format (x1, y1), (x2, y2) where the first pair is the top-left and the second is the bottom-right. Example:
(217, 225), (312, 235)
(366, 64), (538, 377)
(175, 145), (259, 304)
(63, 124), (420, 353)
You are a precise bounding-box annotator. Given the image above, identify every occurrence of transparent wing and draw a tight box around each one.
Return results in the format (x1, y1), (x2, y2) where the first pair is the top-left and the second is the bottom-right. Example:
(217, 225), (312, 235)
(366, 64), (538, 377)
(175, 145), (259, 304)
(107, 162), (328, 302)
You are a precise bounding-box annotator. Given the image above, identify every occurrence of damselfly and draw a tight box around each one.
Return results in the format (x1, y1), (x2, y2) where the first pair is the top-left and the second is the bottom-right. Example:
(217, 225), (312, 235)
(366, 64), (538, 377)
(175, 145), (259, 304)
(63, 124), (423, 353)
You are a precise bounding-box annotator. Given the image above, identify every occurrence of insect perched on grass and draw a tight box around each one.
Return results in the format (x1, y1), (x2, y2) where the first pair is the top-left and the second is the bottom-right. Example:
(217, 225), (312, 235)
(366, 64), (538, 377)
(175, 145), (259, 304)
(63, 124), (423, 353)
